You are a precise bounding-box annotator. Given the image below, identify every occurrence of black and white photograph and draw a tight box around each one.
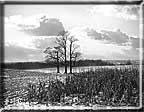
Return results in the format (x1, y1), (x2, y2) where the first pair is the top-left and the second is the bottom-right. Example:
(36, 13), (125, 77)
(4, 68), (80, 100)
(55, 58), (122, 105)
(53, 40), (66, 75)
(0, 0), (144, 110)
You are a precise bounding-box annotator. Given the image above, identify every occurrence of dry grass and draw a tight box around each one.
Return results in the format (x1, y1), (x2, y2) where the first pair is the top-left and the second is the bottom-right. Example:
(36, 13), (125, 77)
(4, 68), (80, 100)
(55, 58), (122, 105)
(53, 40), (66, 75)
(2, 66), (140, 107)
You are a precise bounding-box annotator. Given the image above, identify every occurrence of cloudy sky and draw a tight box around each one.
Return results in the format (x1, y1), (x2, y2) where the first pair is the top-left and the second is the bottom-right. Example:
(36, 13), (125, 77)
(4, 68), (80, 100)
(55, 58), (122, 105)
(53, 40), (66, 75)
(4, 4), (141, 62)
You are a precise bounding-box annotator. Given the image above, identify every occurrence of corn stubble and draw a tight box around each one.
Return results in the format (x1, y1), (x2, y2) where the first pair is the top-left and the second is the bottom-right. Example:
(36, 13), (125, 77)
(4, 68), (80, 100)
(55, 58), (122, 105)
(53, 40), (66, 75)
(25, 66), (139, 107)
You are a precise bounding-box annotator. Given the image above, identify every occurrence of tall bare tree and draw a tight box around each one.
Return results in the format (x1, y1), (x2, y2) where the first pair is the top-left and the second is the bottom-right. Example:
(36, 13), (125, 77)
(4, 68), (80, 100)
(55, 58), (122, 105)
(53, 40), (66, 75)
(43, 46), (61, 73)
(56, 31), (69, 73)
(68, 36), (79, 73)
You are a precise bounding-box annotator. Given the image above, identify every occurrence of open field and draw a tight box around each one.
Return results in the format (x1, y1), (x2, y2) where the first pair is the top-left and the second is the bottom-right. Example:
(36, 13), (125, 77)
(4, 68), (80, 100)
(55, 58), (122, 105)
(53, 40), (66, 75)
(3, 69), (66, 102)
(1, 65), (142, 110)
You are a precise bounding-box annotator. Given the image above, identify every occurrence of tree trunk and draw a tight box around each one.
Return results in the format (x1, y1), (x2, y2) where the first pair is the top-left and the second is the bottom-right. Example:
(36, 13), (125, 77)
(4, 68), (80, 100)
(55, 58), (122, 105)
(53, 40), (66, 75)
(64, 47), (67, 73)
(74, 57), (76, 66)
(57, 51), (60, 73)
(70, 44), (72, 73)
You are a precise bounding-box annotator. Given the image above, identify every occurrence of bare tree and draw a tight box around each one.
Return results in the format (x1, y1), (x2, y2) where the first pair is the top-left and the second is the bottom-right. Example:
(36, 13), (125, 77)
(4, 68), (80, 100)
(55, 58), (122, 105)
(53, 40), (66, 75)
(68, 36), (79, 73)
(56, 31), (69, 73)
(43, 46), (61, 73)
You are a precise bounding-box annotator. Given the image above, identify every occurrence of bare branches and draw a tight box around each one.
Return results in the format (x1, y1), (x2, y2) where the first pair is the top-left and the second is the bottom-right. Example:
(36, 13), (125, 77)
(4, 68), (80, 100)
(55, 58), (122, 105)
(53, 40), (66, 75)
(72, 52), (82, 59)
(68, 36), (81, 73)
(68, 36), (78, 44)
(43, 46), (62, 73)
(43, 30), (82, 73)
(44, 47), (57, 60)
(56, 31), (69, 49)
(56, 31), (69, 73)
(71, 44), (80, 55)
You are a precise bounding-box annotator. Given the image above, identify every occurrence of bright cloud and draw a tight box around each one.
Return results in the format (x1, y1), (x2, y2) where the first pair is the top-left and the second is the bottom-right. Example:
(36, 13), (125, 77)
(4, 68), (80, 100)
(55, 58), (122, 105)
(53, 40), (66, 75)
(5, 14), (65, 36)
(5, 23), (36, 49)
(69, 26), (137, 60)
(5, 14), (64, 62)
(5, 15), (39, 28)
(4, 6), (140, 62)
(88, 5), (139, 21)
(4, 23), (140, 61)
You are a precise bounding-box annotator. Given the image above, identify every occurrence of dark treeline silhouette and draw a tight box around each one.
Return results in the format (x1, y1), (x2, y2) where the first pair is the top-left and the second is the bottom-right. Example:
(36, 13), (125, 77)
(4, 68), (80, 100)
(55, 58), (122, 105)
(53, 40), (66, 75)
(74, 59), (114, 67)
(2, 59), (114, 70)
(2, 62), (55, 70)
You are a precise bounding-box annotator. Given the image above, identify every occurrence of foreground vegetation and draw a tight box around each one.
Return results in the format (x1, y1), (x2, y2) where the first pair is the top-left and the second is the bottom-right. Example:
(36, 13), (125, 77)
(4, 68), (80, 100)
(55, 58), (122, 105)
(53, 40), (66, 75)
(26, 67), (139, 107)
(2, 66), (140, 108)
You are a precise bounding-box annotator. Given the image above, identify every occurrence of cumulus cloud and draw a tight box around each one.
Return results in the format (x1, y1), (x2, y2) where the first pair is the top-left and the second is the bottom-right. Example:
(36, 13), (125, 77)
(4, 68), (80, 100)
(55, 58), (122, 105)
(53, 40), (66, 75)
(88, 5), (139, 20)
(71, 26), (140, 60)
(4, 18), (140, 61)
(86, 28), (140, 49)
(5, 15), (63, 62)
(69, 26), (139, 60)
(23, 16), (65, 36)
(5, 15), (65, 36)
(100, 29), (130, 46)
(4, 14), (65, 62)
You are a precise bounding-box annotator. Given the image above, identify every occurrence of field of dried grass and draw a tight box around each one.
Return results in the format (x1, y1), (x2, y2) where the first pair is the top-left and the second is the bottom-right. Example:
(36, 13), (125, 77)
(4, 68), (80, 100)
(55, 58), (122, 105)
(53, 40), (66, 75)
(2, 66), (142, 110)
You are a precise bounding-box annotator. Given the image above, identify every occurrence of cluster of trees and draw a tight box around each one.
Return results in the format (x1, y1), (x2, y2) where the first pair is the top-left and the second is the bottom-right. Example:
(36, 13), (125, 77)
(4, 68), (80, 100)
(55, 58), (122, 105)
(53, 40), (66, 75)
(43, 31), (81, 73)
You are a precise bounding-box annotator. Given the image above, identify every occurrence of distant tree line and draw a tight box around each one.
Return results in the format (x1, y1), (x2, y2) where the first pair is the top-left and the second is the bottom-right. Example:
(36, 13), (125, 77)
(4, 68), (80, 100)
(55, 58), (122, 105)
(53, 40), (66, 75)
(73, 59), (114, 67)
(2, 59), (114, 70)
(2, 62), (55, 70)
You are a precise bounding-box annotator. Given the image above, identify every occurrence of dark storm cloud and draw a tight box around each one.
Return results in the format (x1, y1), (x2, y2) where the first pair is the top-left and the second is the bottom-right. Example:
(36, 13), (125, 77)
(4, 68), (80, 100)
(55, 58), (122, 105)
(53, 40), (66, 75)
(21, 16), (65, 36)
(5, 44), (42, 62)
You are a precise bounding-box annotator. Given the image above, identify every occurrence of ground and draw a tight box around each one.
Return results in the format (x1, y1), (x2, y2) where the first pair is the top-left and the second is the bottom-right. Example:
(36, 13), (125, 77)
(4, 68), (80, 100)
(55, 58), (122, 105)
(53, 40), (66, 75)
(1, 67), (143, 111)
